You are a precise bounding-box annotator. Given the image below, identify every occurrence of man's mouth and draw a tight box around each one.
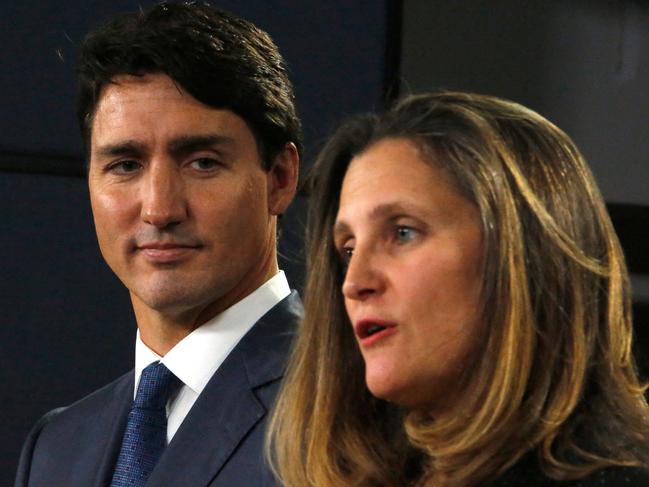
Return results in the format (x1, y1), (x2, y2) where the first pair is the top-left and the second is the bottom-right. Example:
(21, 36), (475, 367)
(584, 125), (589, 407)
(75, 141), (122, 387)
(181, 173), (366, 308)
(136, 241), (202, 262)
(137, 241), (201, 250)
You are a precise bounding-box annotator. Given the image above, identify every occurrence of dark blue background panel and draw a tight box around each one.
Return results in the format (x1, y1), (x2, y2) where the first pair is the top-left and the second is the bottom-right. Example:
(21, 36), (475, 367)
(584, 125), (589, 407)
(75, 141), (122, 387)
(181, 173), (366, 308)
(0, 171), (135, 482)
(0, 0), (390, 166)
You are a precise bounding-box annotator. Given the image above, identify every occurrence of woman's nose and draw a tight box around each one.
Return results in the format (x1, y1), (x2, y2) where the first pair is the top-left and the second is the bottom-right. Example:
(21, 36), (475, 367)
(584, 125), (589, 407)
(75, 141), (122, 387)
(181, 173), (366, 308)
(342, 248), (385, 301)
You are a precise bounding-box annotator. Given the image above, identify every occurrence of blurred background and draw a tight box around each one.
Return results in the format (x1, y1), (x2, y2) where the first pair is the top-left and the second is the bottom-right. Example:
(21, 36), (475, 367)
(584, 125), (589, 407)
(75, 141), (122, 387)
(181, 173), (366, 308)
(1, 1), (647, 484)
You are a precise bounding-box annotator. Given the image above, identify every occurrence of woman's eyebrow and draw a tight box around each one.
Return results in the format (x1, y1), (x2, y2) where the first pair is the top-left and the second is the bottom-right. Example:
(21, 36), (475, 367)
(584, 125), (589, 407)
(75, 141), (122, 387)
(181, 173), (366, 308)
(332, 220), (352, 240)
(333, 202), (421, 237)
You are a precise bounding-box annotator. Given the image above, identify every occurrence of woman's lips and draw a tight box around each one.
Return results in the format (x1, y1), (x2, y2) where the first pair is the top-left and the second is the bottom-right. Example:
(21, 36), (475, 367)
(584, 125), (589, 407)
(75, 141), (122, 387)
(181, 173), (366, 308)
(354, 319), (398, 346)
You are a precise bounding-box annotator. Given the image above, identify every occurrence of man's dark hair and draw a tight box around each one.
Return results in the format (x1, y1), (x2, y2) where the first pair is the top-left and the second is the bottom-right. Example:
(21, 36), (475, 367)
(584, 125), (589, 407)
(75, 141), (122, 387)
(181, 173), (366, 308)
(77, 1), (302, 169)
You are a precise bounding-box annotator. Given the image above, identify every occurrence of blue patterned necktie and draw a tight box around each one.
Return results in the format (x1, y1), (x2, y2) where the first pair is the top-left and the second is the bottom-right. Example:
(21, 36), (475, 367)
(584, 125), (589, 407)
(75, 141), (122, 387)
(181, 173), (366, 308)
(111, 361), (182, 487)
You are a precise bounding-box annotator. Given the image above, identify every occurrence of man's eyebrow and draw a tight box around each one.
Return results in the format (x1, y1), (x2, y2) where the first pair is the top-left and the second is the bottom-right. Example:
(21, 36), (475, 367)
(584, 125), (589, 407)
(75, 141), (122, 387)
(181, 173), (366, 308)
(95, 140), (145, 158)
(94, 134), (235, 159)
(167, 134), (235, 157)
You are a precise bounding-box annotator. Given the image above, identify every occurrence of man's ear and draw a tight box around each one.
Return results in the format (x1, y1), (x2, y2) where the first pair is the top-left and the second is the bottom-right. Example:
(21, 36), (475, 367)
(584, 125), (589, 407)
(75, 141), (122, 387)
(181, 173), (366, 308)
(267, 142), (299, 216)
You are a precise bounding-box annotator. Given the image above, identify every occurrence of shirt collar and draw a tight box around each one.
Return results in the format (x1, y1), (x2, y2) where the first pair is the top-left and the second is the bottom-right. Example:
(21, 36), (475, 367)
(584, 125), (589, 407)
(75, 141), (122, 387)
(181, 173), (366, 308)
(134, 270), (290, 397)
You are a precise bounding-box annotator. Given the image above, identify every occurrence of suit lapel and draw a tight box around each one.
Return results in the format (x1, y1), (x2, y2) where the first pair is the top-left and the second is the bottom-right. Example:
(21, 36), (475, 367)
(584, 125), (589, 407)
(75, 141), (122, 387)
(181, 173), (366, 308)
(146, 353), (264, 487)
(91, 372), (134, 487)
(146, 291), (301, 487)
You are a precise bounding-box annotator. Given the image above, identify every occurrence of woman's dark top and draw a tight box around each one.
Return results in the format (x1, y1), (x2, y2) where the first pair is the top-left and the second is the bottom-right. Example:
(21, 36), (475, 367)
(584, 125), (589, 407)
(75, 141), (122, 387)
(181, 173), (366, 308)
(489, 454), (649, 486)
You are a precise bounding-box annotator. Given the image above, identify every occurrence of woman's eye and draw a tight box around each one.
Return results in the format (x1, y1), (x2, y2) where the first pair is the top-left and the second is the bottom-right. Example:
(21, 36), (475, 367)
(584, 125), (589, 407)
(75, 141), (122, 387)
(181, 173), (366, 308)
(395, 226), (416, 243)
(190, 158), (220, 170)
(337, 244), (354, 264)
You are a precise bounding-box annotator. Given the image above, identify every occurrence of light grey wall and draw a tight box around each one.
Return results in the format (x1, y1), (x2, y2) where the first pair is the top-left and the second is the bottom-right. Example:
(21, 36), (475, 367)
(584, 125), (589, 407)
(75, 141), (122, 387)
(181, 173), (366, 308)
(401, 0), (649, 205)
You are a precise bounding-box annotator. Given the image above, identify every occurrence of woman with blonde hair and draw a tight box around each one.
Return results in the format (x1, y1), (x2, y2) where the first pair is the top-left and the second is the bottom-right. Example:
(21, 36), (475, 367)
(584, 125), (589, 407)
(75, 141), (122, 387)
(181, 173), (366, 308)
(267, 92), (649, 486)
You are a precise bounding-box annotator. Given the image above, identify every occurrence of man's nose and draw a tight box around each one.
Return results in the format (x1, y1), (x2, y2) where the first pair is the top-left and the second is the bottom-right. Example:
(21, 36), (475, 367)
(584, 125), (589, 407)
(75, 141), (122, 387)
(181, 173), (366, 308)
(341, 247), (385, 301)
(140, 162), (188, 228)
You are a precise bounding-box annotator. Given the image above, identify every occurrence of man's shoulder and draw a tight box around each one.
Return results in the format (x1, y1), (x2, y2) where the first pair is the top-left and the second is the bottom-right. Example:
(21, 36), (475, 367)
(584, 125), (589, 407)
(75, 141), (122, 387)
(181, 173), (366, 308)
(240, 289), (302, 349)
(15, 371), (134, 487)
(195, 290), (301, 415)
(237, 291), (301, 371)
(31, 370), (132, 436)
(263, 289), (304, 324)
(259, 289), (302, 332)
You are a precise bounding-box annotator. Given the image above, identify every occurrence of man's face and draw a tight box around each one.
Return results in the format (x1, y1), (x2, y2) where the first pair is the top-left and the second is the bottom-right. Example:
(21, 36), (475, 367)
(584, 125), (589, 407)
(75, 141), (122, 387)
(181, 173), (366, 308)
(88, 73), (293, 322)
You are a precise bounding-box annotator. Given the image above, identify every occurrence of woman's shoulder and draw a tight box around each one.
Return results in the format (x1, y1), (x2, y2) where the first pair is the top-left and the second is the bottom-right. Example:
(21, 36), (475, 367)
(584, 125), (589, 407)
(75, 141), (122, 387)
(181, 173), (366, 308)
(570, 466), (649, 486)
(490, 456), (649, 487)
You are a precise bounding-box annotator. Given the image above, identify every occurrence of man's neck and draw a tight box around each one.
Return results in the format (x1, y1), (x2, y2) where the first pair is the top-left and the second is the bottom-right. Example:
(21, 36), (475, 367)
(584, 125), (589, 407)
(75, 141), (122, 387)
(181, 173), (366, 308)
(132, 260), (280, 356)
(135, 312), (197, 357)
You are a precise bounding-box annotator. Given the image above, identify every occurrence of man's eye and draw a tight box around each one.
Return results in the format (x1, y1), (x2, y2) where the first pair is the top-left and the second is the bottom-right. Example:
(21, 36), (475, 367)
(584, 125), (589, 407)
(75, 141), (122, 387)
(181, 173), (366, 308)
(108, 160), (141, 174)
(190, 158), (220, 171)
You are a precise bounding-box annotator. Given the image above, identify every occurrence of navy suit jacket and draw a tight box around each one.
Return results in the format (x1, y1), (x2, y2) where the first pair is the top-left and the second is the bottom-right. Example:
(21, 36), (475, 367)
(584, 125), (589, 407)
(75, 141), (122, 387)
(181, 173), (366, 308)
(15, 291), (302, 487)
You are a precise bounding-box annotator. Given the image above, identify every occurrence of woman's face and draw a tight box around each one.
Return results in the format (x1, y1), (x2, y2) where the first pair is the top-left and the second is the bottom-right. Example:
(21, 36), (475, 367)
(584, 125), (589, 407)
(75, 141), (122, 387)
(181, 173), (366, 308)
(334, 137), (484, 411)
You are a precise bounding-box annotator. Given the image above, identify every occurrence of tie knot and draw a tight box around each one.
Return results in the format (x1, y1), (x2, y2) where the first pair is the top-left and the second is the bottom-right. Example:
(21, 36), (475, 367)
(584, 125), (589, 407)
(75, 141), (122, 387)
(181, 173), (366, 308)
(134, 362), (181, 409)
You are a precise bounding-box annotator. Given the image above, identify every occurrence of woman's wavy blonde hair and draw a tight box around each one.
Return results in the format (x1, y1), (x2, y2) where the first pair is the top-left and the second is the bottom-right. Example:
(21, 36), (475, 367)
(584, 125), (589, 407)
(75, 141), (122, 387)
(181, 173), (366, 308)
(266, 92), (649, 487)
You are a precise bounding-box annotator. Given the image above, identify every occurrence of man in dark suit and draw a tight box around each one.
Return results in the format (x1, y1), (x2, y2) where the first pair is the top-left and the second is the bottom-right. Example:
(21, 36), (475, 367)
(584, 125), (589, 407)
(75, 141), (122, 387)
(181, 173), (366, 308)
(15, 3), (301, 486)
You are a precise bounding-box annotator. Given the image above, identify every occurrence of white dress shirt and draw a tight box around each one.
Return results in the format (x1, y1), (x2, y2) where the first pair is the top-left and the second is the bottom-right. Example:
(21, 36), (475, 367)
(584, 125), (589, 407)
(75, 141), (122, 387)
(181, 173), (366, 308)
(133, 271), (291, 442)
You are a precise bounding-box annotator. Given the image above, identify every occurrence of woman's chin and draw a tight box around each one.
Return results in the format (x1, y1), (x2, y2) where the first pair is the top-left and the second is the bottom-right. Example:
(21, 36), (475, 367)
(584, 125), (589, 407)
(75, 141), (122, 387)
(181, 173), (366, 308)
(365, 372), (421, 408)
(364, 367), (448, 412)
